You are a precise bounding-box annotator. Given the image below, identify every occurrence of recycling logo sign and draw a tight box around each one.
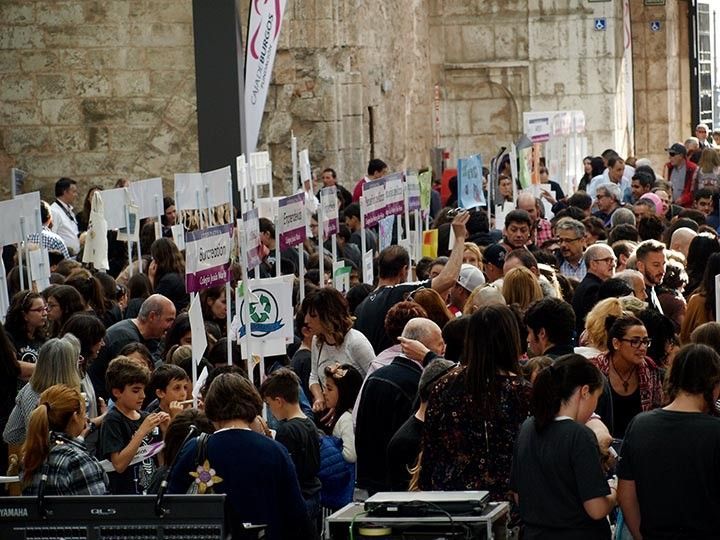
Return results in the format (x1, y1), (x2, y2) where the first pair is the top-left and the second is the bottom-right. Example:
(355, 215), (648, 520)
(239, 288), (286, 338)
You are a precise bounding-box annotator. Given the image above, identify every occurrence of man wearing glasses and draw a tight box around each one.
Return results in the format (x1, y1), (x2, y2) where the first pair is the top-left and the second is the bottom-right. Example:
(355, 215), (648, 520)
(556, 218), (587, 281)
(593, 183), (623, 228)
(572, 244), (617, 336)
(663, 142), (697, 208)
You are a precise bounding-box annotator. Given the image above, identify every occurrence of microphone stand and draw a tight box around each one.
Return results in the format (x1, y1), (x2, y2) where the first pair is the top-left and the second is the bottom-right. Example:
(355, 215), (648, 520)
(155, 425), (198, 517)
(37, 473), (48, 518)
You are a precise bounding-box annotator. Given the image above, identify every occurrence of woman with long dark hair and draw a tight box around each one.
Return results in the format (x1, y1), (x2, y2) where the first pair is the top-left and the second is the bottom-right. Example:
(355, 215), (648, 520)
(5, 290), (48, 364)
(578, 155), (595, 192)
(685, 234), (720, 297)
(0, 322), (22, 473)
(592, 314), (664, 438)
(512, 354), (614, 539)
(44, 285), (85, 337)
(618, 344), (720, 538)
(419, 304), (531, 505)
(149, 238), (188, 312)
(681, 252), (720, 344)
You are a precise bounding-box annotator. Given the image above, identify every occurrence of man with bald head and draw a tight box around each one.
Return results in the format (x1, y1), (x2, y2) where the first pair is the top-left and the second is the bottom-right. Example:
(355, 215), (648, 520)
(572, 244), (617, 335)
(669, 227), (697, 259)
(356, 318), (444, 494)
(89, 294), (176, 399)
(517, 192), (552, 247)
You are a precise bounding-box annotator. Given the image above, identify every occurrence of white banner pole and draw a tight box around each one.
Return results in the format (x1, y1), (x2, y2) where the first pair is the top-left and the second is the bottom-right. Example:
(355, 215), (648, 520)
(124, 203), (133, 278)
(18, 217), (26, 291)
(318, 201), (325, 288)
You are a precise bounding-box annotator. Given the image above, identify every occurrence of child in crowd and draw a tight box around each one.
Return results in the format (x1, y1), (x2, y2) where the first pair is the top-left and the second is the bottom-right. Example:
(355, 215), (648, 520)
(119, 342), (156, 371)
(260, 369), (321, 538)
(145, 364), (189, 422)
(320, 363), (362, 509)
(322, 363), (362, 462)
(97, 356), (169, 494)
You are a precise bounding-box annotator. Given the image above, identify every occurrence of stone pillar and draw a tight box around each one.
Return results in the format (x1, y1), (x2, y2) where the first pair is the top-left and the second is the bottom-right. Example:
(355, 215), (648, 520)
(630, 0), (691, 170)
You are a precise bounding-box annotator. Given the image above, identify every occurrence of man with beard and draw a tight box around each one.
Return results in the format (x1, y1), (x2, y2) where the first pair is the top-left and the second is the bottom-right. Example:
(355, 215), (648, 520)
(634, 240), (666, 313)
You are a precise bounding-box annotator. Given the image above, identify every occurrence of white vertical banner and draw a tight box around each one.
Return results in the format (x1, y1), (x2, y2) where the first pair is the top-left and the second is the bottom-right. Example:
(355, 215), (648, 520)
(244, 0), (288, 155)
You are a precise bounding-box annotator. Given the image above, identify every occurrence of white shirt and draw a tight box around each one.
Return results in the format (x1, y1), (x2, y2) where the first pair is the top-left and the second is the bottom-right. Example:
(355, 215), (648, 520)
(586, 165), (634, 200)
(50, 199), (80, 255)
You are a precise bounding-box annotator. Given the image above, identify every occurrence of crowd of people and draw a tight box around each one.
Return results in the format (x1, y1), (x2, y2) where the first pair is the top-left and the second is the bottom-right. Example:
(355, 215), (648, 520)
(4, 137), (720, 539)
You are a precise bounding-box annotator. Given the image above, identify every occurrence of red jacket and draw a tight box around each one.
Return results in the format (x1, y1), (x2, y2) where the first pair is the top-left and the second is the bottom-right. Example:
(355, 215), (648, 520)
(665, 158), (698, 207)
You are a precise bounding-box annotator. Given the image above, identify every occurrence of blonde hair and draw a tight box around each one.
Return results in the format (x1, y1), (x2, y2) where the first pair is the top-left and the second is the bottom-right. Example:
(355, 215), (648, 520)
(584, 298), (624, 350)
(620, 295), (648, 315)
(502, 267), (543, 310)
(698, 147), (720, 173)
(463, 243), (483, 270)
(463, 284), (506, 315)
(22, 384), (84, 481)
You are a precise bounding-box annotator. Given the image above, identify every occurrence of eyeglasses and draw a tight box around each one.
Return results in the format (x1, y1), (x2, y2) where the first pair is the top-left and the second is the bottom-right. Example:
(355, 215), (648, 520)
(620, 337), (652, 349)
(593, 257), (616, 265)
(28, 305), (48, 313)
(557, 237), (582, 244)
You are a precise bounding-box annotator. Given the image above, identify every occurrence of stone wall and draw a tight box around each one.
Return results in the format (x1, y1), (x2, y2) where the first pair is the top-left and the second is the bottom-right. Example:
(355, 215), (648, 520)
(253, 0), (435, 193)
(429, 0), (636, 166)
(0, 0), (198, 201)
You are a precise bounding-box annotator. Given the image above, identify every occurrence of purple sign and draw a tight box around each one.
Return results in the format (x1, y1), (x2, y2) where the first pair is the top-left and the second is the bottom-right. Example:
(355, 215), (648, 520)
(185, 223), (234, 293)
(383, 172), (405, 216)
(361, 178), (386, 227)
(278, 193), (306, 250)
(406, 172), (421, 211)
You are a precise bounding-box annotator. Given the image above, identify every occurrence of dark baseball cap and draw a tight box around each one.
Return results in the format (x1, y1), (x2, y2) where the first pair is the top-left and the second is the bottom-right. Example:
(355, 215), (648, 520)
(665, 143), (687, 156)
(483, 243), (507, 268)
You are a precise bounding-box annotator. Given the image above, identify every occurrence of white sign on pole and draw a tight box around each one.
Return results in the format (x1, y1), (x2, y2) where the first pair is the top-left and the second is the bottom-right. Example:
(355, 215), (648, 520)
(406, 172), (421, 212)
(320, 187), (339, 240)
(241, 210), (262, 270)
(202, 166), (233, 208)
(333, 261), (351, 294)
(98, 188), (130, 230)
(171, 224), (186, 250)
(129, 178), (164, 219)
(28, 247), (51, 291)
(363, 249), (374, 285)
(189, 294), (208, 366)
(174, 173), (204, 211)
(235, 275), (294, 357)
(0, 192), (41, 247)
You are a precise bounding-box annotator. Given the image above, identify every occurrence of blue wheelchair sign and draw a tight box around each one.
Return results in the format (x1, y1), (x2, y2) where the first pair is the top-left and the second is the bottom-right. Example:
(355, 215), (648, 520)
(650, 21), (661, 32)
(594, 18), (607, 31)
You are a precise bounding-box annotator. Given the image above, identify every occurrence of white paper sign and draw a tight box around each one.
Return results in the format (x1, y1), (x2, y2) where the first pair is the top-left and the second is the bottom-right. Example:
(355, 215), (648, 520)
(0, 191), (41, 246)
(174, 172), (204, 211)
(98, 442), (165, 473)
(99, 187), (129, 229)
(202, 166), (232, 208)
(189, 294), (208, 366)
(193, 366), (209, 399)
(333, 261), (351, 294)
(299, 149), (311, 183)
(129, 177), (164, 219)
(28, 248), (51, 291)
(171, 224), (186, 250)
(236, 275), (295, 358)
(363, 250), (374, 285)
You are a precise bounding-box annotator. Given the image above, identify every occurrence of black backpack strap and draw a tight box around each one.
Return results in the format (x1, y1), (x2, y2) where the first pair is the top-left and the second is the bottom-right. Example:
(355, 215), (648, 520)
(194, 432), (210, 467)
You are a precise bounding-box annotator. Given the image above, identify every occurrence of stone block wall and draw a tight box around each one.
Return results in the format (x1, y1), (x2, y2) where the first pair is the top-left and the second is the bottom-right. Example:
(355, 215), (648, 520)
(0, 1), (198, 201)
(248, 0), (434, 193)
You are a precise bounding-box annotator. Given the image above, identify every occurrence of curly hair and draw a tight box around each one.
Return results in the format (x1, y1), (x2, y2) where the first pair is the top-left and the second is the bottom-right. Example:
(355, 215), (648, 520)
(384, 301), (428, 343)
(301, 288), (353, 346)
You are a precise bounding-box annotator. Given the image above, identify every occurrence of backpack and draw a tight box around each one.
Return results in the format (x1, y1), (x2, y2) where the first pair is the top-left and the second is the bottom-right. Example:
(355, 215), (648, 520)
(317, 434), (354, 510)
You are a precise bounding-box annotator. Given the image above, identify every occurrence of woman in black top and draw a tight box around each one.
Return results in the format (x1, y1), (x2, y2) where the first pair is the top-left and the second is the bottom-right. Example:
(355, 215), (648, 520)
(618, 344), (720, 539)
(511, 354), (615, 539)
(5, 291), (47, 364)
